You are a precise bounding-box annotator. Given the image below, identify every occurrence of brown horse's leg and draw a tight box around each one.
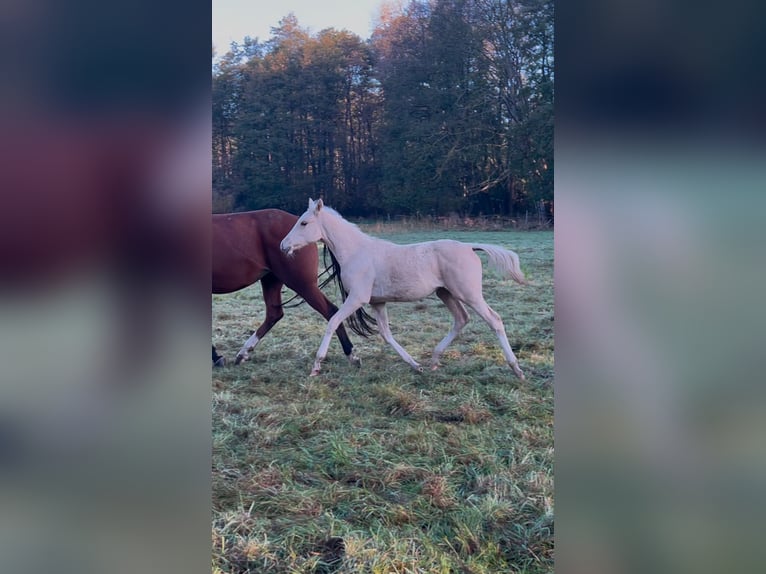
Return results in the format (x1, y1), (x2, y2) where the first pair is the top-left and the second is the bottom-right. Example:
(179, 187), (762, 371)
(213, 345), (225, 367)
(234, 273), (285, 364)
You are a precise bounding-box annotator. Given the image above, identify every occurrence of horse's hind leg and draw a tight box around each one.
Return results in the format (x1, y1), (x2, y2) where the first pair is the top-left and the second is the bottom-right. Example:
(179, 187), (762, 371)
(463, 297), (525, 380)
(371, 303), (422, 372)
(431, 288), (470, 370)
(213, 345), (226, 367)
(234, 274), (285, 364)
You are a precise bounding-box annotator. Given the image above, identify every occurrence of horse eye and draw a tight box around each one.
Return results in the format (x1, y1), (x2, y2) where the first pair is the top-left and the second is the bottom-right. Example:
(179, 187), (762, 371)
(300, 221), (308, 226)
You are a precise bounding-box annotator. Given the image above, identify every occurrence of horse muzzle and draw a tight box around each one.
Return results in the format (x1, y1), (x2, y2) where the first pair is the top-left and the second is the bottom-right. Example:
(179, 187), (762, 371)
(280, 240), (294, 256)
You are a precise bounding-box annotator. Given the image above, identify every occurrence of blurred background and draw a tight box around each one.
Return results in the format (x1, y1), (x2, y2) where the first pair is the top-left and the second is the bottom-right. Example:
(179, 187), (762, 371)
(0, 1), (211, 572)
(556, 0), (766, 573)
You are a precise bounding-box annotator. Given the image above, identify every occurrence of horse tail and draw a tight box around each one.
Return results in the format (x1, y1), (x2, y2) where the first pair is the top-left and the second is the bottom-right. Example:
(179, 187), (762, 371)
(471, 244), (528, 285)
(323, 247), (378, 337)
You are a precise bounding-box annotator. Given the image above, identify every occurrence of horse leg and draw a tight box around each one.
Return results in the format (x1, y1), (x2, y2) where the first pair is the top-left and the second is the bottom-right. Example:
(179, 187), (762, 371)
(431, 288), (470, 370)
(371, 303), (422, 372)
(234, 274), (284, 364)
(310, 298), (364, 376)
(212, 345), (225, 367)
(463, 297), (525, 380)
(300, 288), (361, 367)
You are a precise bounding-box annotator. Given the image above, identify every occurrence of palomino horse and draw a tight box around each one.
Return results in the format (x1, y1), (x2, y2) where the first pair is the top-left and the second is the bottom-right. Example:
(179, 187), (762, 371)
(213, 209), (361, 367)
(281, 198), (528, 379)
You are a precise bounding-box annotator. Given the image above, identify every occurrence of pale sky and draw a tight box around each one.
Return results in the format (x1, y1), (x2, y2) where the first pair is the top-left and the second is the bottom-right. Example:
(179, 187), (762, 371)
(212, 0), (386, 57)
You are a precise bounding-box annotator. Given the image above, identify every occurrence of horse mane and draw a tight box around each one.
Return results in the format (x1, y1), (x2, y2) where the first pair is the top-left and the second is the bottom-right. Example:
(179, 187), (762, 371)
(320, 205), (370, 240)
(323, 246), (378, 337)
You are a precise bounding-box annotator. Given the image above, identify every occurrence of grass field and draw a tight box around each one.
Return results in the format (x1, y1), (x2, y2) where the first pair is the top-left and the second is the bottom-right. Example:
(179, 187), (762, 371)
(212, 227), (553, 573)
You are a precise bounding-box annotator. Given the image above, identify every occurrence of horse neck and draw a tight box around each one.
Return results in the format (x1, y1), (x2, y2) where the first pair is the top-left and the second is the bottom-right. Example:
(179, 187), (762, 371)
(319, 210), (368, 263)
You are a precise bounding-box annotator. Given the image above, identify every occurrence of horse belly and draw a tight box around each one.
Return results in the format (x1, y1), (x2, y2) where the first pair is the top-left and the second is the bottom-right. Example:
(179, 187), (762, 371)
(369, 274), (439, 303)
(211, 261), (268, 294)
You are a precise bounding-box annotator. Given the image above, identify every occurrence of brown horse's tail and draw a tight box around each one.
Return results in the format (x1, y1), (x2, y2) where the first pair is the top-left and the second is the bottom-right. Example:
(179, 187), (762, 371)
(323, 247), (378, 337)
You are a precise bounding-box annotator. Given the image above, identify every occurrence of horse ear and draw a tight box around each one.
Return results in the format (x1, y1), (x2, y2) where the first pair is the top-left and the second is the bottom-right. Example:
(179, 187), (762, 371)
(315, 198), (324, 212)
(308, 198), (315, 209)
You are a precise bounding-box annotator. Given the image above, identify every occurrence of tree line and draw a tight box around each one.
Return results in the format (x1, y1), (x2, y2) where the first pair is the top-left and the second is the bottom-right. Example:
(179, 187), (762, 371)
(213, 0), (553, 219)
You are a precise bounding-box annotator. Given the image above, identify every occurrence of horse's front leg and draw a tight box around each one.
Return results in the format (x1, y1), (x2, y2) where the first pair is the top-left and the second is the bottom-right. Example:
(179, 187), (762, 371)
(371, 303), (422, 372)
(311, 297), (365, 376)
(234, 274), (284, 365)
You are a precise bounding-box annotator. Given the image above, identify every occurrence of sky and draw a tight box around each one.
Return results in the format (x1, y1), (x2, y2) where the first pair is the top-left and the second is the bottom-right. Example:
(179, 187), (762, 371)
(212, 0), (386, 57)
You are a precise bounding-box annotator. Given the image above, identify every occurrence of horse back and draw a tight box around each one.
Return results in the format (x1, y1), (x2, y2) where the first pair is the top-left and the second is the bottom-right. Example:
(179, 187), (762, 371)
(212, 209), (319, 293)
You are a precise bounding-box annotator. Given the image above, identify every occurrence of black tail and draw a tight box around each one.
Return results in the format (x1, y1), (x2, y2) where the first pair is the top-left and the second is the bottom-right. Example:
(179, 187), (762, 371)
(323, 247), (377, 338)
(280, 263), (335, 309)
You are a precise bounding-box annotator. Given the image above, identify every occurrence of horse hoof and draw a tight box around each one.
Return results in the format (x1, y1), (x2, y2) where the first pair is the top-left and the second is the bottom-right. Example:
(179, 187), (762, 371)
(430, 364), (439, 371)
(511, 364), (526, 380)
(309, 369), (320, 377)
(234, 354), (247, 365)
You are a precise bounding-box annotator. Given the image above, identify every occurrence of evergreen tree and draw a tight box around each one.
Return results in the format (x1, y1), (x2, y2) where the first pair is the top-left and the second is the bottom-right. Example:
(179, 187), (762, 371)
(211, 1), (553, 219)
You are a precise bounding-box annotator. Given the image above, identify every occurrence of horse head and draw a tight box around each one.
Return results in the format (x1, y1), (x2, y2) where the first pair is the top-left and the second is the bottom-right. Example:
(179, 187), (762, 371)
(280, 198), (324, 256)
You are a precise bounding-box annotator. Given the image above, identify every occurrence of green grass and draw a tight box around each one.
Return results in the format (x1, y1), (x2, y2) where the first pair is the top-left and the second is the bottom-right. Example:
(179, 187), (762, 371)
(212, 228), (553, 573)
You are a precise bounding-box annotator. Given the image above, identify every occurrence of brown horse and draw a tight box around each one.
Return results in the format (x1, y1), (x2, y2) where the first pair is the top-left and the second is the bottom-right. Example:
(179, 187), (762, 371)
(1, 112), (211, 385)
(212, 209), (362, 367)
